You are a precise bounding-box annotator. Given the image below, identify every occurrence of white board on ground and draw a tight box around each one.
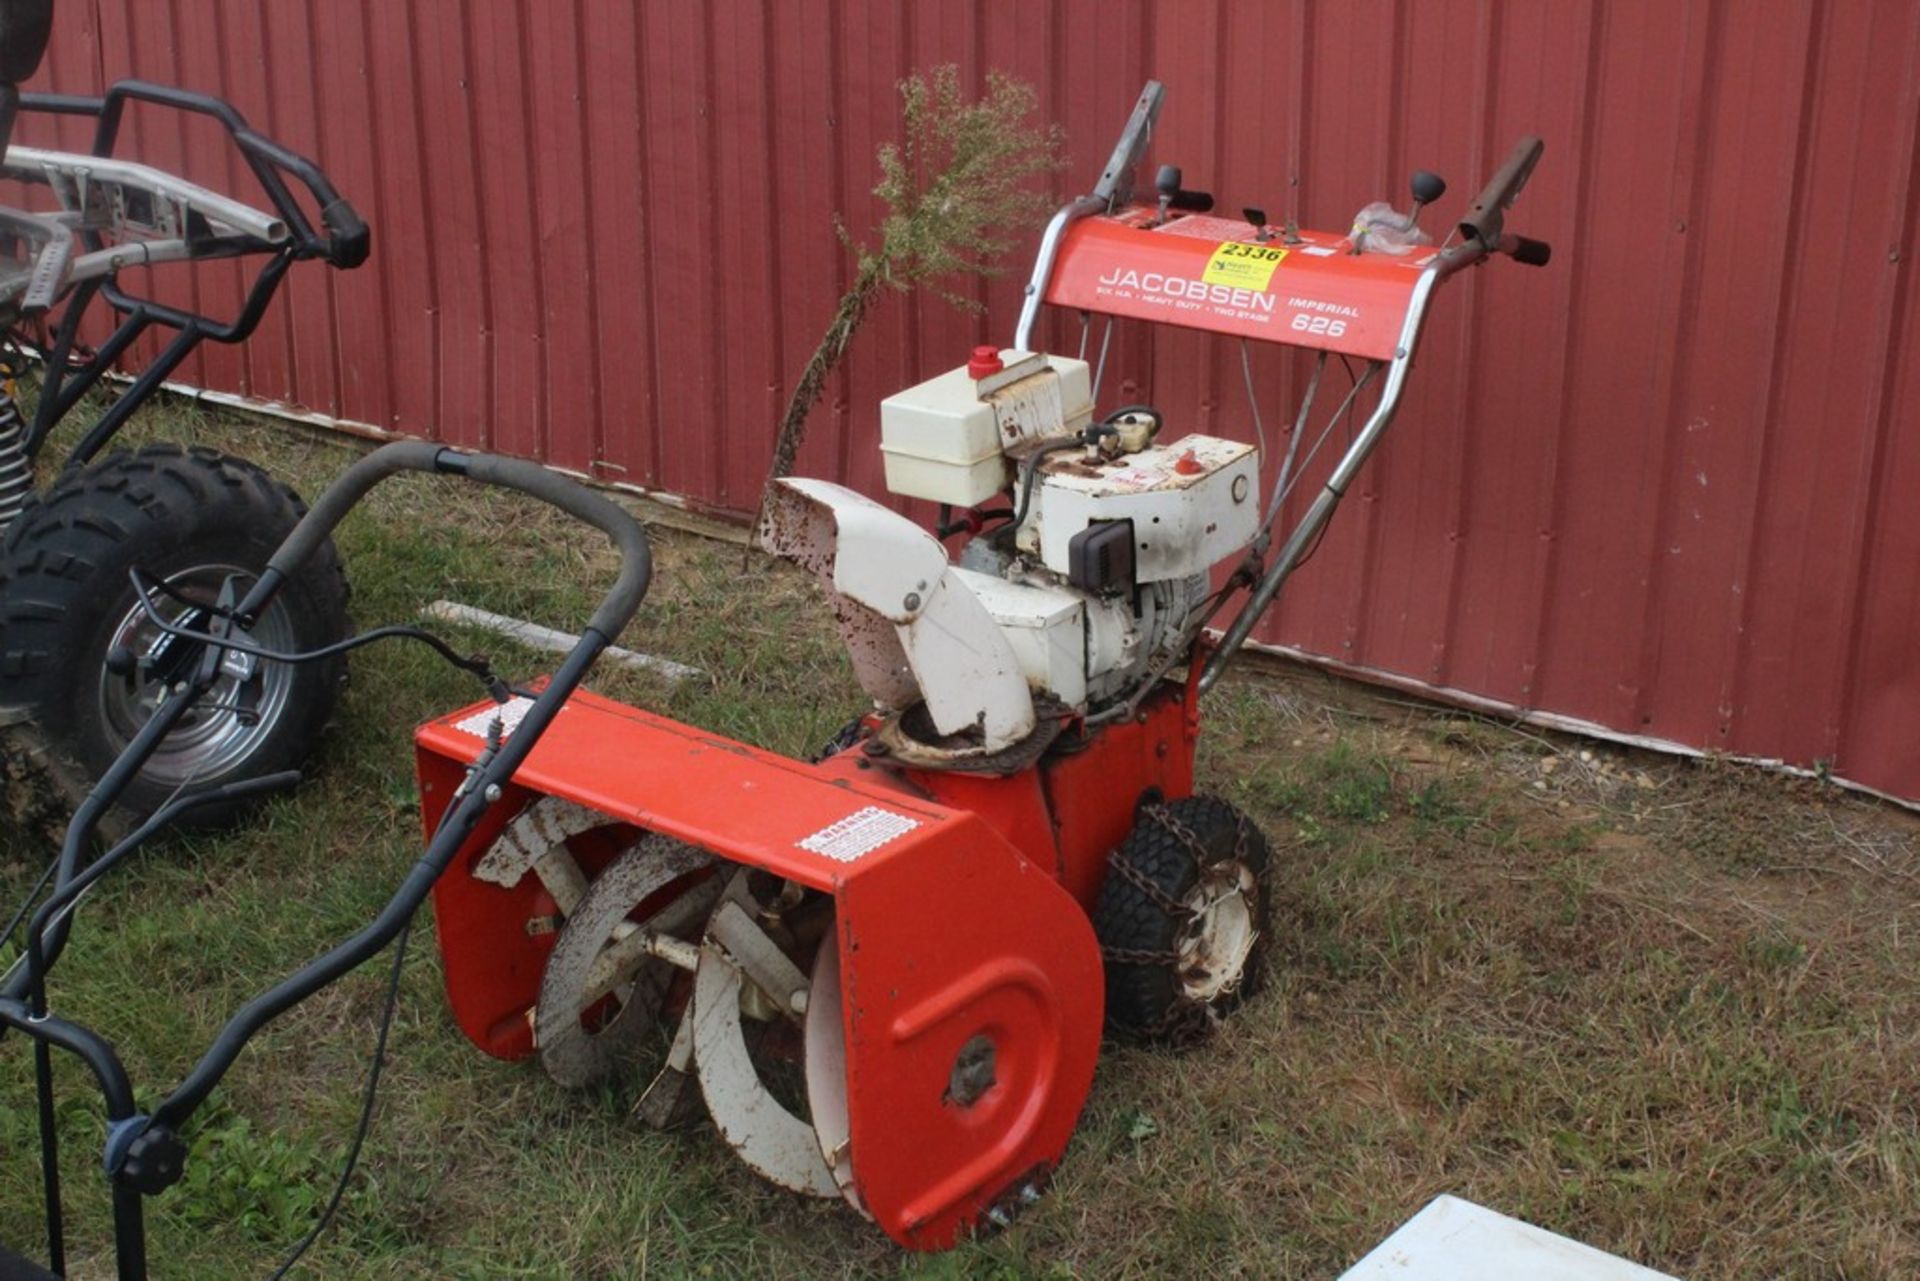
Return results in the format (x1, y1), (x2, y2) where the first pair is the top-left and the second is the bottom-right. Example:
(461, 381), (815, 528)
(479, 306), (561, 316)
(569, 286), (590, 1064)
(1338, 1196), (1678, 1281)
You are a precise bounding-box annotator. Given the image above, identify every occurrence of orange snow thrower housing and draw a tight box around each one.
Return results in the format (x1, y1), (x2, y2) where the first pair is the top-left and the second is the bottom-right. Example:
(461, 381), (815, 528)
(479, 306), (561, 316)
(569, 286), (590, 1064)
(415, 666), (1202, 1250)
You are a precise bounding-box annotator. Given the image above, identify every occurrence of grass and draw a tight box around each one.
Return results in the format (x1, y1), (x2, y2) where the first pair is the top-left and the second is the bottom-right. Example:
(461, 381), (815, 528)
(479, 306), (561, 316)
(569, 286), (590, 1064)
(4, 398), (1920, 1278)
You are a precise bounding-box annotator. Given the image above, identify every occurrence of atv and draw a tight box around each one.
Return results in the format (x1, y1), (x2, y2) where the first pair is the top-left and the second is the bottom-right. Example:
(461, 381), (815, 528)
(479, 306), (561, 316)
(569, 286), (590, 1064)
(0, 0), (367, 828)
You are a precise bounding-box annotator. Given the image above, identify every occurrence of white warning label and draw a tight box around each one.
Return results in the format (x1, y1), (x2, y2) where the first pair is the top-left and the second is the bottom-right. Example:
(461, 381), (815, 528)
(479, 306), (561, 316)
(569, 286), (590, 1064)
(453, 696), (536, 740)
(798, 806), (920, 862)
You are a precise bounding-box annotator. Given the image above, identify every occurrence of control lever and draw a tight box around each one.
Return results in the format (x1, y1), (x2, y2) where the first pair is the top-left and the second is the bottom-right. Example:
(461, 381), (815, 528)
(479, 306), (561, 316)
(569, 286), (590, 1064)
(1457, 138), (1551, 266)
(1458, 136), (1545, 249)
(1153, 164), (1214, 223)
(1406, 169), (1447, 232)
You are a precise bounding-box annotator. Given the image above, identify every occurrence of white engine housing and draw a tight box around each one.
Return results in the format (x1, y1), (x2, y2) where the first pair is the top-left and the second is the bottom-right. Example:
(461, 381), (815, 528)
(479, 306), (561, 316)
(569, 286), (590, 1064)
(1017, 434), (1260, 582)
(952, 567), (1209, 708)
(771, 350), (1261, 732)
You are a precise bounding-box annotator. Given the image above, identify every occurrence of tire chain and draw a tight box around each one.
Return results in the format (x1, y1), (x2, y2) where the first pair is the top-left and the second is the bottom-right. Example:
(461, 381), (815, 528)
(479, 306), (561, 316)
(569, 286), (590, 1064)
(1099, 801), (1259, 1043)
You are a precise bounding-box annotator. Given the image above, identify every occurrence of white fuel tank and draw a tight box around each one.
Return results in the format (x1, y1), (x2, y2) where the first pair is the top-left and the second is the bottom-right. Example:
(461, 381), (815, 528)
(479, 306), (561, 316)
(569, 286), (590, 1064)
(878, 351), (1092, 507)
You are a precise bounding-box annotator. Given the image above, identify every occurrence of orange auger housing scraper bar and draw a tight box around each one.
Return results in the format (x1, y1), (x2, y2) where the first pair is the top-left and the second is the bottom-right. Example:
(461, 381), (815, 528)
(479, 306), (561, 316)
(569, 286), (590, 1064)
(417, 81), (1552, 1249)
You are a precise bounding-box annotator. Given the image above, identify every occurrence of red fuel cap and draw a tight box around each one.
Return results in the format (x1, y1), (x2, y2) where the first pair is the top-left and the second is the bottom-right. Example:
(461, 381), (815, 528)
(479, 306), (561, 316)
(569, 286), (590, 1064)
(967, 345), (1004, 379)
(1174, 448), (1205, 475)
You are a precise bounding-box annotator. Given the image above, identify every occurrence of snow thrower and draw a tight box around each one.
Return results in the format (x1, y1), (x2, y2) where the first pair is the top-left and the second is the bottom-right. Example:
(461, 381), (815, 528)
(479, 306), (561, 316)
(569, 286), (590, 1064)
(1, 81), (1548, 1275)
(419, 83), (1550, 1248)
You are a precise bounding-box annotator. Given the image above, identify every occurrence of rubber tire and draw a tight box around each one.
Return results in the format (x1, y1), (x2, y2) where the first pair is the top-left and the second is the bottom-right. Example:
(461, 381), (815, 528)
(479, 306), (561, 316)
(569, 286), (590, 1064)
(0, 444), (349, 828)
(0, 0), (54, 84)
(1093, 794), (1272, 1045)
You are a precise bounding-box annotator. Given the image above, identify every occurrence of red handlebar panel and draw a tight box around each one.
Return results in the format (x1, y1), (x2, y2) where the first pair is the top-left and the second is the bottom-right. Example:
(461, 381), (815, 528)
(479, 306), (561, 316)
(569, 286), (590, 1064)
(1043, 207), (1433, 361)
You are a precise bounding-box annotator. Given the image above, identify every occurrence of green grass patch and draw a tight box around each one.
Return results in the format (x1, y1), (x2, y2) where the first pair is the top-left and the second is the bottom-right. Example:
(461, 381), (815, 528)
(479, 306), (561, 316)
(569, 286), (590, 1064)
(3, 399), (1919, 1277)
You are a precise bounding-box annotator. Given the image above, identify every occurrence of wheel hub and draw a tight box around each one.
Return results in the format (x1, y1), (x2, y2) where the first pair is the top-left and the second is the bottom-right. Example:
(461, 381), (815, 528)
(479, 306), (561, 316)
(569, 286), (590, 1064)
(1174, 860), (1259, 1002)
(97, 563), (295, 787)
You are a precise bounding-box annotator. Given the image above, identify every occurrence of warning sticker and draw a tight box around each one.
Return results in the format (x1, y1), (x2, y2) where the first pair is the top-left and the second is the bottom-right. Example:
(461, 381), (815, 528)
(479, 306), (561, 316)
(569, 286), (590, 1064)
(798, 806), (920, 862)
(1201, 241), (1287, 291)
(453, 695), (537, 740)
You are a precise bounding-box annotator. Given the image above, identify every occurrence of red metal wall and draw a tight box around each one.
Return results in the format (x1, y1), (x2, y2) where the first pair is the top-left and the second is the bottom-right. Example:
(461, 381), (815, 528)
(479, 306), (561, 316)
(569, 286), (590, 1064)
(19, 2), (1920, 804)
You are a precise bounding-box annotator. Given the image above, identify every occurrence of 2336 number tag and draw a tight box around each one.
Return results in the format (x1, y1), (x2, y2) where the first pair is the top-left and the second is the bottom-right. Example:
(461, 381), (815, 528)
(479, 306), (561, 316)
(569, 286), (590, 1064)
(1201, 241), (1287, 291)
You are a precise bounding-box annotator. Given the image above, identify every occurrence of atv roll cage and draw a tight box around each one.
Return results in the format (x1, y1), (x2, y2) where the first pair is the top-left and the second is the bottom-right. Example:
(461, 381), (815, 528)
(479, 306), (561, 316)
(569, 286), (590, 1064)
(0, 78), (368, 475)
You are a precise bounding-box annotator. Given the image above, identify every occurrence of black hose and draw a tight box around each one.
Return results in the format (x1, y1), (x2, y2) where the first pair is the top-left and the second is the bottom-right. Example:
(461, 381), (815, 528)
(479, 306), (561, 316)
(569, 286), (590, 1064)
(126, 566), (510, 699)
(265, 917), (411, 1279)
(1007, 438), (1086, 539)
(1098, 404), (1163, 432)
(1003, 406), (1163, 545)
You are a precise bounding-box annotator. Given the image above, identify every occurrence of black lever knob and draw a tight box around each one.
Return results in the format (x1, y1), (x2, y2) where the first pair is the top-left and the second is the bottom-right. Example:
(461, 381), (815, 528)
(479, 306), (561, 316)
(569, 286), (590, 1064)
(1410, 169), (1447, 207)
(115, 1125), (188, 1195)
(1155, 164), (1183, 196)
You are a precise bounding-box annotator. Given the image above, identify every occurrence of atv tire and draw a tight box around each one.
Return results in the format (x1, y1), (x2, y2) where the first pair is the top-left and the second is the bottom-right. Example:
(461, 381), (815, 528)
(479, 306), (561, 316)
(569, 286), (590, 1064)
(0, 444), (348, 829)
(1093, 794), (1272, 1045)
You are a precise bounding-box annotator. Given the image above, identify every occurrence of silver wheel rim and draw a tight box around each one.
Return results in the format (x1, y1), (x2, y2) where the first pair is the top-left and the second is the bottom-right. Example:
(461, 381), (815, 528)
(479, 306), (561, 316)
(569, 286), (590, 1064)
(96, 563), (297, 788)
(1176, 861), (1259, 1002)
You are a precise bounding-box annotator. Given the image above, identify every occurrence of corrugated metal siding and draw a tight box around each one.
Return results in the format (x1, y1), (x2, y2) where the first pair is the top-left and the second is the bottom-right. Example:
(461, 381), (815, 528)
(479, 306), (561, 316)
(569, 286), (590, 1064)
(17, 1), (1920, 803)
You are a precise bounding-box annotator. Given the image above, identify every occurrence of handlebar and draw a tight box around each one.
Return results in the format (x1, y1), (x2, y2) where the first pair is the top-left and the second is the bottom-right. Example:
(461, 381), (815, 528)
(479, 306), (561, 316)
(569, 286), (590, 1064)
(7, 442), (656, 1176)
(94, 80), (369, 269)
(1501, 233), (1552, 267)
(10, 443), (650, 1010)
(1200, 137), (1552, 692)
(244, 442), (650, 642)
(148, 445), (652, 1132)
(1457, 135), (1549, 265)
(18, 78), (370, 270)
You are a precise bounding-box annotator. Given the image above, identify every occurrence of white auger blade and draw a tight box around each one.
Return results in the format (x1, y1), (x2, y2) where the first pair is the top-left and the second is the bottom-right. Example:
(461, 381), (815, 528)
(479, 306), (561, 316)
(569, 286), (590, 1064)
(691, 899), (840, 1199)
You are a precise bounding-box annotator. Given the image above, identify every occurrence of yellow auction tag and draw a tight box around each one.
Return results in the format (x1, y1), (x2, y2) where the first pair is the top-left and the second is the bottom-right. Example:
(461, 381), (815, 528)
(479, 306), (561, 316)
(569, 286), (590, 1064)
(1202, 241), (1287, 291)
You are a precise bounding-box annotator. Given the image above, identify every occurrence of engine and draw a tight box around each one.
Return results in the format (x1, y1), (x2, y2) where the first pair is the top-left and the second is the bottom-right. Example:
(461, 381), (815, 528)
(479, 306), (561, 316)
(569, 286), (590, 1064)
(880, 348), (1258, 711)
(761, 347), (1259, 757)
